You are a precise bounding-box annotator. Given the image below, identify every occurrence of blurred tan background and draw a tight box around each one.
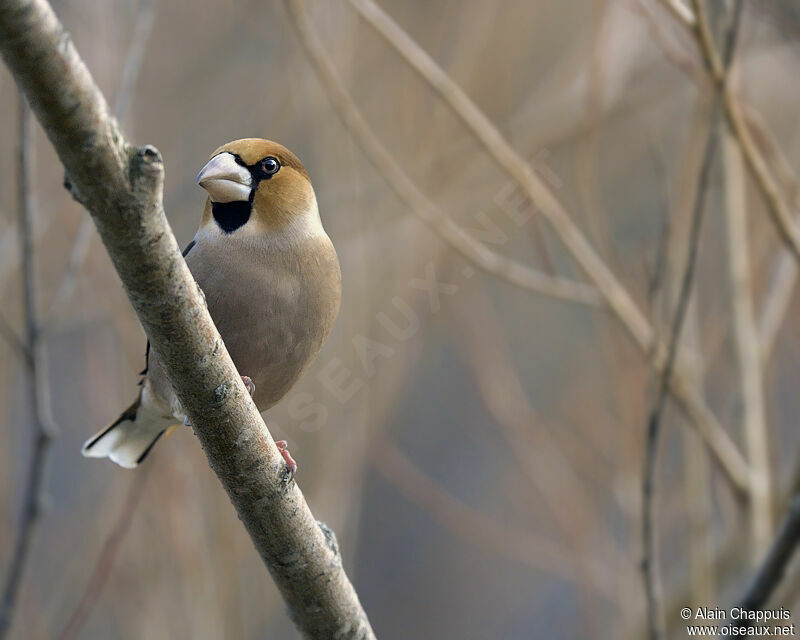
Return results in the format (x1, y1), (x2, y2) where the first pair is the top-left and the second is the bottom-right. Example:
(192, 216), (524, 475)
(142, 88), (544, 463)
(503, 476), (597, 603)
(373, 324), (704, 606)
(1, 0), (800, 638)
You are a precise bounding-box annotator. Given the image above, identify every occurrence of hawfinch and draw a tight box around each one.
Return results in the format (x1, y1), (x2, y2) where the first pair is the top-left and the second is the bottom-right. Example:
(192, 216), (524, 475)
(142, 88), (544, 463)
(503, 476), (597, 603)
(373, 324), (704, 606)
(82, 139), (341, 473)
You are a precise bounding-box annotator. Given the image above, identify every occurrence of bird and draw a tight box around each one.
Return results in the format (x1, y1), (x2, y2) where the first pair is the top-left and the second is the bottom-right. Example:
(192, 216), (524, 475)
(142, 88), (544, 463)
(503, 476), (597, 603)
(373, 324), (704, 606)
(82, 138), (342, 475)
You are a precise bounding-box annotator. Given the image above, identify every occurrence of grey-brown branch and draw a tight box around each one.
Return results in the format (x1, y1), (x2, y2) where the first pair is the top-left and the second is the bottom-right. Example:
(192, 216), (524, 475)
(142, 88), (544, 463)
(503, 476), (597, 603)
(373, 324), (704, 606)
(0, 0), (374, 638)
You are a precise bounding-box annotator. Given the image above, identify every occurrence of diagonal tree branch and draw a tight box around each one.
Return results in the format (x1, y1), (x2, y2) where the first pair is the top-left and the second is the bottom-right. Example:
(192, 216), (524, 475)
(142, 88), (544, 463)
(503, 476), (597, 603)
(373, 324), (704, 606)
(0, 1), (374, 638)
(45, 0), (156, 328)
(332, 0), (749, 494)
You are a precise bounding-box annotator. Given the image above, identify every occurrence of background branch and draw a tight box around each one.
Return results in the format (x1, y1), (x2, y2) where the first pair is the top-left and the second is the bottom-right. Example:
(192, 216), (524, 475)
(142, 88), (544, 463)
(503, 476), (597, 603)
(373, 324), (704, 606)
(642, 5), (743, 637)
(342, 0), (749, 495)
(0, 96), (59, 640)
(641, 115), (717, 640)
(690, 0), (800, 262)
(58, 466), (153, 640)
(0, 1), (374, 637)
(722, 494), (800, 638)
(0, 311), (28, 363)
(663, 91), (718, 607)
(283, 0), (603, 308)
(723, 133), (773, 560)
(743, 102), (800, 363)
(660, 0), (696, 27)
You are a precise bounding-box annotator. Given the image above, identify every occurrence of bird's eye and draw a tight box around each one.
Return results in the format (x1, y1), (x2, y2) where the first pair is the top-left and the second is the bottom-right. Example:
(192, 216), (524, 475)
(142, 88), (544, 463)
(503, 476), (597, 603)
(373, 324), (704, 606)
(261, 156), (280, 175)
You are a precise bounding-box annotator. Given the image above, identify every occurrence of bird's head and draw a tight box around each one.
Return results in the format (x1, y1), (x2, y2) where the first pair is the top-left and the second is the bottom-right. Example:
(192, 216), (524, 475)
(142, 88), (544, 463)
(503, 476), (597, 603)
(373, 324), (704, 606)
(196, 138), (316, 234)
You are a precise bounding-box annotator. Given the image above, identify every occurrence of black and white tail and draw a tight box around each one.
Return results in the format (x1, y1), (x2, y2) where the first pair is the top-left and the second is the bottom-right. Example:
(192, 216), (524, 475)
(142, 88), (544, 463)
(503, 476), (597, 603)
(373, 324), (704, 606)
(82, 389), (177, 469)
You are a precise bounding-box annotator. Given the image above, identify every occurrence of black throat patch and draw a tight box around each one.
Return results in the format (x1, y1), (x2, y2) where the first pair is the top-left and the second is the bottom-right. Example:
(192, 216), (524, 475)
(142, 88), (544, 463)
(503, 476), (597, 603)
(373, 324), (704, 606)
(212, 200), (251, 234)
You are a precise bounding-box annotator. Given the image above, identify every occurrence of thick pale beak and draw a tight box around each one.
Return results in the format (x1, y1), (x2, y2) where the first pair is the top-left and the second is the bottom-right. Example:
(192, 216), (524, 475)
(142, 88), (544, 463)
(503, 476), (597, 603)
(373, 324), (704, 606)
(196, 153), (252, 203)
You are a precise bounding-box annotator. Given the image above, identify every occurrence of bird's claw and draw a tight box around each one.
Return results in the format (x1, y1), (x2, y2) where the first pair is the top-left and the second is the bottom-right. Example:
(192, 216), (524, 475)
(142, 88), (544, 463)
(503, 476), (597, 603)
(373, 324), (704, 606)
(276, 440), (297, 485)
(241, 375), (256, 397)
(63, 172), (88, 206)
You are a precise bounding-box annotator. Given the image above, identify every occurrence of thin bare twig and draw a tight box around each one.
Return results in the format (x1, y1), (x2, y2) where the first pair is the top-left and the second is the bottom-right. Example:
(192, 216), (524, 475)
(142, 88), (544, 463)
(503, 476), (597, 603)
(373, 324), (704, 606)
(759, 252), (796, 364)
(723, 134), (773, 559)
(646, 147), (672, 306)
(722, 495), (800, 638)
(642, 120), (717, 640)
(283, 0), (603, 308)
(629, 0), (703, 86)
(693, 0), (776, 563)
(0, 96), (59, 640)
(627, 522), (761, 640)
(680, 311), (716, 604)
(58, 467), (152, 640)
(0, 312), (28, 363)
(642, 124), (717, 640)
(345, 0), (644, 332)
(660, 0), (696, 27)
(692, 0), (723, 77)
(342, 0), (749, 494)
(690, 0), (800, 263)
(723, 71), (800, 264)
(642, 6), (743, 636)
(668, 93), (717, 607)
(742, 104), (800, 363)
(647, 90), (800, 372)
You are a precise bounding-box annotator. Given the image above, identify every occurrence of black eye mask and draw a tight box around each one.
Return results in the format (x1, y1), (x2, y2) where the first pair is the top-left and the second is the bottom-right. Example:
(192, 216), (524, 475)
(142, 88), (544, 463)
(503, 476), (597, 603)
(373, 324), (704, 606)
(211, 154), (281, 234)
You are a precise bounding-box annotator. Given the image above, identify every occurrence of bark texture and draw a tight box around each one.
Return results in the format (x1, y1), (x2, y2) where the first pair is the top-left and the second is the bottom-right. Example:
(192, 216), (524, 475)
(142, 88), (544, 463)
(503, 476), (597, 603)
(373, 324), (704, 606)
(0, 1), (374, 637)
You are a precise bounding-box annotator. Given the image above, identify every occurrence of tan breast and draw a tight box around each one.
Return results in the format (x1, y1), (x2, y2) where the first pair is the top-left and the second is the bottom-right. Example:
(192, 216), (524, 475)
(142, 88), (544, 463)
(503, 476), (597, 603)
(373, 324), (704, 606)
(146, 231), (341, 416)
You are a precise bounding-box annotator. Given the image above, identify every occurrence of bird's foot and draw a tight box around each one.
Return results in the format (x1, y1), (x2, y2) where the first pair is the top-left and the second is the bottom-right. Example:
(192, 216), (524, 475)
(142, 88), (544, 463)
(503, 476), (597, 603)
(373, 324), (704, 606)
(275, 440), (297, 484)
(241, 375), (256, 397)
(63, 172), (88, 206)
